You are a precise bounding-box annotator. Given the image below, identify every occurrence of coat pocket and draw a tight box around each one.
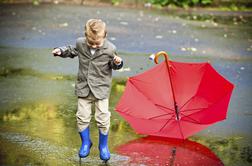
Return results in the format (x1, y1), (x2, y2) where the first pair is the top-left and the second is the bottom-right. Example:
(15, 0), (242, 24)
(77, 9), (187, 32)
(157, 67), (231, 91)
(75, 82), (87, 90)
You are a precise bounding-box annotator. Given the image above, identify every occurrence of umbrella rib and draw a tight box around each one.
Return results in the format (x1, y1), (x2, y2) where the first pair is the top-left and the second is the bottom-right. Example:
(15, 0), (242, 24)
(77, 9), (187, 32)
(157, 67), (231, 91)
(129, 79), (175, 116)
(149, 113), (174, 120)
(116, 109), (173, 121)
(180, 102), (224, 124)
(180, 113), (201, 124)
(178, 95), (196, 112)
(181, 107), (208, 112)
(129, 78), (163, 109)
(155, 104), (175, 112)
(158, 115), (175, 132)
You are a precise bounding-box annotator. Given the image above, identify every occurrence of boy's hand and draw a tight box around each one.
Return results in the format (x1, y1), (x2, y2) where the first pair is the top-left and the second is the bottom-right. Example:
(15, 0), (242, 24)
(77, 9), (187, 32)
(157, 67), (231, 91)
(113, 56), (122, 65)
(52, 48), (61, 56)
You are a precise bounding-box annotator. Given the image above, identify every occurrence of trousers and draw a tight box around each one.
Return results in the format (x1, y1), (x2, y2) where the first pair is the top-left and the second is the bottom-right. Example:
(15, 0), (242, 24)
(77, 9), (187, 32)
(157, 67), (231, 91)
(76, 92), (111, 134)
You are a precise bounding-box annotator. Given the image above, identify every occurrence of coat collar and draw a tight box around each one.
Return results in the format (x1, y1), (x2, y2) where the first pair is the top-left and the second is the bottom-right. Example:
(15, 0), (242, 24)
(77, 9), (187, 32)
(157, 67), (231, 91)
(82, 38), (109, 59)
(96, 39), (108, 49)
(83, 38), (108, 49)
(83, 42), (91, 57)
(101, 39), (109, 49)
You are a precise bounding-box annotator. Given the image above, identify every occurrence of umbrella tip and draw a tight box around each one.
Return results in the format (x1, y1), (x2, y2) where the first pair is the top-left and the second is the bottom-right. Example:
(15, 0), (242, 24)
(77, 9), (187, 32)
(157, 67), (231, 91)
(149, 54), (155, 61)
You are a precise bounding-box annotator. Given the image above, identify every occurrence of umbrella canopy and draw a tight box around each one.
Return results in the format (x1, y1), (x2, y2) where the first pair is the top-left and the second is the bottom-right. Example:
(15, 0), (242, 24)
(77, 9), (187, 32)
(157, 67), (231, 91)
(115, 51), (234, 139)
(116, 136), (224, 166)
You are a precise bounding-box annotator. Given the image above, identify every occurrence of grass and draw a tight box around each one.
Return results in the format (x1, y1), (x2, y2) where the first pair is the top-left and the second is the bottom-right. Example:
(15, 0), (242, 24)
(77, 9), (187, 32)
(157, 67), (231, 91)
(0, 67), (76, 81)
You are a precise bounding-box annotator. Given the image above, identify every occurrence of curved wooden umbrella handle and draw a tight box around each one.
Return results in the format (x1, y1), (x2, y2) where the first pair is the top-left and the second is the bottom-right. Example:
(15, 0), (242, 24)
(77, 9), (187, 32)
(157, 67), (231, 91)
(154, 51), (169, 64)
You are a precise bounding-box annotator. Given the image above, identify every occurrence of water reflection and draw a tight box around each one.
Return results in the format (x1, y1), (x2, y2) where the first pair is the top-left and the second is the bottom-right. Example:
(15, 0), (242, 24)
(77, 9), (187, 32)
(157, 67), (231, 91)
(0, 79), (251, 165)
(116, 136), (224, 166)
(0, 47), (251, 165)
(0, 79), (134, 165)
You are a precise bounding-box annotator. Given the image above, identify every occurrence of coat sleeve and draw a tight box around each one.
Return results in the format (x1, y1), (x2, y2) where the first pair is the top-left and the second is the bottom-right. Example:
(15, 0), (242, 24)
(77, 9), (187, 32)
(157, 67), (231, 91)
(109, 50), (123, 70)
(56, 45), (78, 58)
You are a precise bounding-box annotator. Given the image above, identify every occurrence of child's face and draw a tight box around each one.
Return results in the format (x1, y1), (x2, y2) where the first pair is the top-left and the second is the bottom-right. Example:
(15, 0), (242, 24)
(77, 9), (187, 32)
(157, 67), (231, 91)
(86, 38), (104, 49)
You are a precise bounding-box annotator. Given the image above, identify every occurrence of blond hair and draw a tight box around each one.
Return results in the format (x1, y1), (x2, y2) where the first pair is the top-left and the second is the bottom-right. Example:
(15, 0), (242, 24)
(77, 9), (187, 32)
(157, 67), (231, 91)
(85, 19), (107, 44)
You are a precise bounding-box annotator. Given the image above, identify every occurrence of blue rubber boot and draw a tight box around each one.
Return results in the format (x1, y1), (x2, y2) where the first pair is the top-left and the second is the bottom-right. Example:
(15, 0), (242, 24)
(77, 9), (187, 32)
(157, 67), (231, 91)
(98, 130), (110, 161)
(79, 127), (92, 158)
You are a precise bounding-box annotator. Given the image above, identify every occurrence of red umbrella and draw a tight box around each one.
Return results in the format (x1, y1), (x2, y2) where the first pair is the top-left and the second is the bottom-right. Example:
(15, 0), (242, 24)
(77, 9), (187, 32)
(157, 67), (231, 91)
(115, 51), (234, 139)
(116, 136), (224, 166)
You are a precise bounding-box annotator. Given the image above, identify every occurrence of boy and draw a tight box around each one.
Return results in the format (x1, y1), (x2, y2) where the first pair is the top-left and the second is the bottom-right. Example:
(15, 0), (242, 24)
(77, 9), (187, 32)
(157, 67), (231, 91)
(52, 19), (123, 162)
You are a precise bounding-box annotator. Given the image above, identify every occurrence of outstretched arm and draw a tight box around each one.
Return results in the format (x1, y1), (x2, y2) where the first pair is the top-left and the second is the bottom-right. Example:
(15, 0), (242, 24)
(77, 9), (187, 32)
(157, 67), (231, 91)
(52, 45), (78, 58)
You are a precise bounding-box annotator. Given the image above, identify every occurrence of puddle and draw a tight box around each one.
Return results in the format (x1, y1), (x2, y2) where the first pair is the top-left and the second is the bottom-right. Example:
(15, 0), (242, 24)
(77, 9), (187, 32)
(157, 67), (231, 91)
(0, 132), (129, 166)
(0, 4), (251, 165)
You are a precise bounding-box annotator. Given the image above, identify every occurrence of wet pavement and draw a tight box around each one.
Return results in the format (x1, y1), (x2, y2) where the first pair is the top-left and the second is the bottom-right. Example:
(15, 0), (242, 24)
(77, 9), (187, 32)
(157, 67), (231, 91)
(0, 4), (252, 58)
(0, 3), (252, 166)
